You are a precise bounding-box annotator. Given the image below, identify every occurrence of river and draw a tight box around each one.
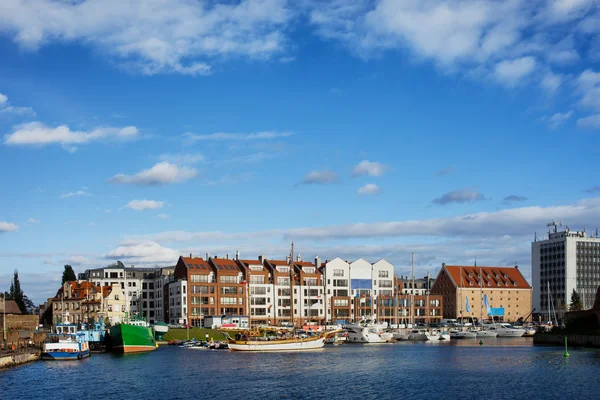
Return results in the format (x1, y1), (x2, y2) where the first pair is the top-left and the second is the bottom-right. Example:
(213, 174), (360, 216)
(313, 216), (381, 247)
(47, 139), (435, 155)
(1, 338), (599, 399)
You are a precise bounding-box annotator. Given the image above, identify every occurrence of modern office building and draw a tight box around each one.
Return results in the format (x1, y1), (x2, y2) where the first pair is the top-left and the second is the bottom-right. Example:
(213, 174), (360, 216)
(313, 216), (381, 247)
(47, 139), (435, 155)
(532, 223), (600, 317)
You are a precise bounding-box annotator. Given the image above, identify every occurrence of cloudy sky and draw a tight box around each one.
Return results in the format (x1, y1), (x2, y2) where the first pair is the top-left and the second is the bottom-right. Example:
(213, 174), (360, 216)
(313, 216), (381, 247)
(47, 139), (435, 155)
(1, 0), (600, 304)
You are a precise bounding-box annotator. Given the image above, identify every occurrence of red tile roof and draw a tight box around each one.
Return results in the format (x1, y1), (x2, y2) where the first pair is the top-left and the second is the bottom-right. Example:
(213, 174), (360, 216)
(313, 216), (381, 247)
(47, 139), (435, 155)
(182, 257), (211, 272)
(210, 258), (242, 274)
(3, 300), (22, 314)
(268, 260), (290, 266)
(444, 265), (531, 289)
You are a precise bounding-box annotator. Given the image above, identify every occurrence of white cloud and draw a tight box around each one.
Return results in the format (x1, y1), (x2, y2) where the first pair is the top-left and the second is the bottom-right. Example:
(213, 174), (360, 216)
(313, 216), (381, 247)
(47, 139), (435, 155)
(105, 209), (112, 214)
(106, 240), (180, 264)
(159, 153), (205, 164)
(541, 110), (573, 129)
(157, 214), (169, 219)
(109, 162), (197, 185)
(27, 218), (39, 224)
(577, 69), (600, 110)
(125, 199), (165, 211)
(61, 255), (93, 266)
(185, 131), (294, 142)
(0, 222), (19, 232)
(357, 183), (381, 195)
(0, 0), (291, 76)
(4, 122), (137, 149)
(352, 160), (387, 177)
(298, 170), (338, 185)
(541, 72), (563, 93)
(60, 190), (92, 199)
(577, 114), (600, 129)
(493, 56), (536, 86)
(0, 92), (35, 116)
(433, 188), (486, 205)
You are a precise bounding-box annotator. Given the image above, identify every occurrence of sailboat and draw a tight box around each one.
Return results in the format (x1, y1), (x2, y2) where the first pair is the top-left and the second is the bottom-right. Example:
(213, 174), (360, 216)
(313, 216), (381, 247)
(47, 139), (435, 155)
(450, 266), (477, 339)
(476, 264), (497, 338)
(228, 244), (333, 351)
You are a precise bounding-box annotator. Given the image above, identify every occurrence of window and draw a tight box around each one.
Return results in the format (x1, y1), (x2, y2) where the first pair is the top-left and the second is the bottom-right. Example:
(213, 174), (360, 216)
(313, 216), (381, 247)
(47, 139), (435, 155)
(191, 275), (210, 283)
(333, 269), (344, 277)
(378, 271), (389, 278)
(250, 276), (265, 284)
(220, 276), (238, 284)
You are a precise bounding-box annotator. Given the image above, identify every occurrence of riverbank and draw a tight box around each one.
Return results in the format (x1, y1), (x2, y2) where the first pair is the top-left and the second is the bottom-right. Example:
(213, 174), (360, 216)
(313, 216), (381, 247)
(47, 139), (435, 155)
(534, 333), (600, 348)
(0, 349), (40, 369)
(163, 328), (232, 342)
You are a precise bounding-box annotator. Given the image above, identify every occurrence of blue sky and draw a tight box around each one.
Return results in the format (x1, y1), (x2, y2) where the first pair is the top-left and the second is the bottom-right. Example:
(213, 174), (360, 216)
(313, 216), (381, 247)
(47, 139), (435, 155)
(1, 0), (600, 304)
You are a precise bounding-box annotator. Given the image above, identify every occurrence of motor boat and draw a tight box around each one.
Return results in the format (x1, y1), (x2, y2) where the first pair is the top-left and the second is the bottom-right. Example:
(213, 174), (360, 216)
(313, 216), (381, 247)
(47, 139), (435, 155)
(475, 329), (497, 338)
(407, 329), (440, 341)
(486, 323), (526, 337)
(449, 329), (477, 339)
(345, 319), (391, 343)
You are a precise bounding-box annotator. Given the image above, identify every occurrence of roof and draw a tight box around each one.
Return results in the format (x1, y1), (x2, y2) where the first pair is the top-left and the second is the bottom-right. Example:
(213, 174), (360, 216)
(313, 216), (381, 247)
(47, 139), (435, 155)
(238, 259), (263, 266)
(209, 258), (242, 274)
(268, 260), (290, 266)
(3, 300), (22, 314)
(181, 257), (211, 272)
(444, 265), (531, 289)
(53, 281), (109, 301)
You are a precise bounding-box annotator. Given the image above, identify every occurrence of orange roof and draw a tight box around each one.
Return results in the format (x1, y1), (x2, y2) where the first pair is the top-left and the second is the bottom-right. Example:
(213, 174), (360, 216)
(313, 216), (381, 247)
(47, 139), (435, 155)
(238, 259), (263, 266)
(182, 257), (211, 272)
(210, 257), (242, 274)
(268, 259), (290, 266)
(294, 261), (316, 267)
(444, 265), (530, 289)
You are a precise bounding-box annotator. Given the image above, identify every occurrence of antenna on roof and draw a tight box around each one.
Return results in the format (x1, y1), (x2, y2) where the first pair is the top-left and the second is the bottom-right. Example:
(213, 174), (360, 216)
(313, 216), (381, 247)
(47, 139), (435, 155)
(547, 220), (562, 234)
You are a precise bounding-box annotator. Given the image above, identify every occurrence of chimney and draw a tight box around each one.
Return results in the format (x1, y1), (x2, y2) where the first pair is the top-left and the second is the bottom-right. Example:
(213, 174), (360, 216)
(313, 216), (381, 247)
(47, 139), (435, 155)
(259, 255), (266, 263)
(190, 253), (192, 258)
(297, 254), (301, 262)
(286, 255), (291, 264)
(236, 251), (240, 260)
(226, 253), (230, 260)
(206, 253), (211, 260)
(314, 256), (320, 267)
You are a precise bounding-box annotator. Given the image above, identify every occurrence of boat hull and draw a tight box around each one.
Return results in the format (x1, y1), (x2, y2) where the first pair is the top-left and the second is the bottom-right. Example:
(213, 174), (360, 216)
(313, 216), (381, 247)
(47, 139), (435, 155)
(109, 323), (157, 353)
(496, 330), (525, 337)
(476, 331), (498, 338)
(228, 337), (325, 351)
(450, 331), (478, 339)
(41, 349), (90, 360)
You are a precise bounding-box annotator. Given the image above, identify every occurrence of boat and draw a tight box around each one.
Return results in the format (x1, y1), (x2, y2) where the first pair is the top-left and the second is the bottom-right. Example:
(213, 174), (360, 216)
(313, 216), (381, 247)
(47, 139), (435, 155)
(392, 330), (409, 341)
(109, 318), (157, 353)
(487, 323), (526, 337)
(345, 318), (392, 343)
(228, 332), (327, 351)
(438, 331), (451, 340)
(475, 329), (497, 338)
(449, 329), (477, 339)
(42, 330), (90, 361)
(325, 331), (348, 345)
(407, 329), (439, 341)
(153, 321), (169, 340)
(521, 326), (537, 337)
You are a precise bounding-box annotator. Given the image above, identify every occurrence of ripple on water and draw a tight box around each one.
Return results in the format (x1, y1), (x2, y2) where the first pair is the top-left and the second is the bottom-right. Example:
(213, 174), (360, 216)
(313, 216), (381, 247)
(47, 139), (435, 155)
(1, 341), (599, 400)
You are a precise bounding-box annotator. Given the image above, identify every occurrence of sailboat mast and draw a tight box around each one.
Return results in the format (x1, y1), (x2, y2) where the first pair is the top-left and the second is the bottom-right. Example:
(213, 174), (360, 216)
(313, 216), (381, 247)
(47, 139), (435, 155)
(289, 242), (294, 329)
(411, 253), (415, 327)
(460, 266), (463, 327)
(479, 264), (483, 325)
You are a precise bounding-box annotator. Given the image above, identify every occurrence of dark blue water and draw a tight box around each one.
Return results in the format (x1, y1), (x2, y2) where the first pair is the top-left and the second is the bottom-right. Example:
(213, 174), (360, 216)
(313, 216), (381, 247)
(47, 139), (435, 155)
(2, 339), (598, 400)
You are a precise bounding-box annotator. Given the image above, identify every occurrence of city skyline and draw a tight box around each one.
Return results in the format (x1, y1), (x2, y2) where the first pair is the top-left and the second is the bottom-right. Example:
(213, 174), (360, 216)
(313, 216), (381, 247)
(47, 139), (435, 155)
(1, 1), (600, 304)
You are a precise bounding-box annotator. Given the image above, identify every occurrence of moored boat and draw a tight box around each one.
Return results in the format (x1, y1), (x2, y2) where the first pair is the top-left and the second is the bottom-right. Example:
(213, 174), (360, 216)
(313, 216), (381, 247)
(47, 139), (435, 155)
(153, 321), (169, 340)
(42, 332), (90, 360)
(228, 333), (326, 351)
(449, 329), (478, 339)
(109, 319), (157, 353)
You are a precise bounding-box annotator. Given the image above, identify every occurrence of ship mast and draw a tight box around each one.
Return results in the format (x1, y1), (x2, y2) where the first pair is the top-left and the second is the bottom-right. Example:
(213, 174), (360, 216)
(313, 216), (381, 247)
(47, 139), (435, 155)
(411, 253), (415, 327)
(289, 242), (295, 329)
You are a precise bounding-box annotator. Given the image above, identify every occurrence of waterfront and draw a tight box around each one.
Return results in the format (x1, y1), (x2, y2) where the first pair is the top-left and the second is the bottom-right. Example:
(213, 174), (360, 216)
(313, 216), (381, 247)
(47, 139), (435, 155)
(2, 339), (600, 399)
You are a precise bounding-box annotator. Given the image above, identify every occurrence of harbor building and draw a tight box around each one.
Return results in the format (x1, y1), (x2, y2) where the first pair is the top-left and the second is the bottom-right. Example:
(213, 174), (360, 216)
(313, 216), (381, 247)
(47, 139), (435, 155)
(79, 264), (174, 324)
(293, 258), (325, 326)
(265, 257), (296, 325)
(207, 256), (246, 317)
(532, 223), (600, 318)
(174, 256), (217, 327)
(48, 282), (126, 325)
(397, 275), (436, 295)
(430, 264), (532, 322)
(236, 257), (275, 326)
(167, 279), (187, 325)
(321, 258), (352, 324)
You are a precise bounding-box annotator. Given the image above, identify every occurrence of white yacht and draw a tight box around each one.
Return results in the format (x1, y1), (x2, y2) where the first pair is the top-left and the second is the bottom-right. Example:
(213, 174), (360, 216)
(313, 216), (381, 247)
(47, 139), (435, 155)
(475, 329), (497, 338)
(345, 319), (391, 343)
(449, 329), (477, 339)
(407, 329), (440, 341)
(487, 323), (526, 337)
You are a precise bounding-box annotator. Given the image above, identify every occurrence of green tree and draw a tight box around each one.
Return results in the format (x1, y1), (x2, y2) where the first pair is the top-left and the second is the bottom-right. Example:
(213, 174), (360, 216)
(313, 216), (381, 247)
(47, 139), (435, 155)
(569, 289), (584, 311)
(62, 264), (77, 284)
(8, 270), (27, 314)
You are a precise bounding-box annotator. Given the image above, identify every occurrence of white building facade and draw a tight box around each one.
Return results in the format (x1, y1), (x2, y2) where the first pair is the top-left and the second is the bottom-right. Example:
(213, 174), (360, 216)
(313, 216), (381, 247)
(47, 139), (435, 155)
(168, 280), (187, 325)
(532, 227), (600, 316)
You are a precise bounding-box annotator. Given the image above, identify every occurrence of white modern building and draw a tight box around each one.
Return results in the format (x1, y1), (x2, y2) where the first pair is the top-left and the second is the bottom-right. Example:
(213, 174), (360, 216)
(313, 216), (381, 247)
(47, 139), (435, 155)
(532, 224), (600, 317)
(321, 258), (351, 324)
(237, 257), (275, 325)
(168, 280), (187, 325)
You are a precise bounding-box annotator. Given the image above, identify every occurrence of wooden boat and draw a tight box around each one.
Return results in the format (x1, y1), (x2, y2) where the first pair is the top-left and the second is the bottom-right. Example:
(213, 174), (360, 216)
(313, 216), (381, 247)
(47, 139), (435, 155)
(228, 333), (326, 351)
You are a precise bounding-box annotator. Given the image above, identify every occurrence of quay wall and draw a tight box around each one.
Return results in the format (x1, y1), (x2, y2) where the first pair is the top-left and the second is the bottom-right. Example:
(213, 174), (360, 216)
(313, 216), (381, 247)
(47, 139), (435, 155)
(534, 333), (600, 348)
(0, 349), (40, 369)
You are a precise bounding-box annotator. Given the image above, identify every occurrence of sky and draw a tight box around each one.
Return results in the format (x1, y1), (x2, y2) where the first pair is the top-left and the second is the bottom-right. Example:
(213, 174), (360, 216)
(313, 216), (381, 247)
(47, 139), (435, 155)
(1, 0), (600, 304)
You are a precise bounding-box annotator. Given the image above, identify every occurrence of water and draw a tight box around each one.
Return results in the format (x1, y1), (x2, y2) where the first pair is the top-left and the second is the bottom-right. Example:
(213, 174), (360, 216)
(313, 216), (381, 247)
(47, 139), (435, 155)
(2, 339), (599, 400)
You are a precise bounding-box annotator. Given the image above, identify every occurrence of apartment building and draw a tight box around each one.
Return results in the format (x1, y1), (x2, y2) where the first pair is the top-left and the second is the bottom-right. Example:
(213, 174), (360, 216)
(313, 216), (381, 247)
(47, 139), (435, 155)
(236, 257), (275, 326)
(322, 258), (352, 324)
(293, 259), (324, 325)
(174, 256), (216, 327)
